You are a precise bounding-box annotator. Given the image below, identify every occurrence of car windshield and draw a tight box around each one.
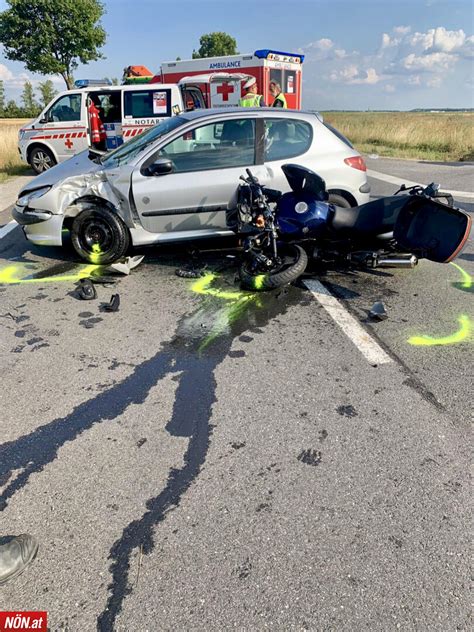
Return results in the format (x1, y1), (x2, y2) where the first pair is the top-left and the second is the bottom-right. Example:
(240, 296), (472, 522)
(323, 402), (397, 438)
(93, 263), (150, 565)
(101, 116), (188, 168)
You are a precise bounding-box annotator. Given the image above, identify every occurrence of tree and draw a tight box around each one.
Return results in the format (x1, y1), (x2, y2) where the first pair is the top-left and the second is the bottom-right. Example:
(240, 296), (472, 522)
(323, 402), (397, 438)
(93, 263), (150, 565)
(21, 80), (40, 116)
(0, 0), (107, 89)
(0, 80), (5, 115)
(38, 79), (57, 109)
(192, 32), (238, 59)
(4, 99), (21, 117)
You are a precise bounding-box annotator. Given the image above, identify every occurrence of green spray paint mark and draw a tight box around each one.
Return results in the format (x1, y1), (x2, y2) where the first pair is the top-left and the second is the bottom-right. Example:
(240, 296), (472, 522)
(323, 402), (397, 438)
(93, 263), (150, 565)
(0, 264), (99, 285)
(90, 243), (103, 265)
(253, 274), (266, 290)
(191, 273), (247, 301)
(450, 261), (472, 290)
(408, 314), (472, 346)
(189, 272), (258, 351)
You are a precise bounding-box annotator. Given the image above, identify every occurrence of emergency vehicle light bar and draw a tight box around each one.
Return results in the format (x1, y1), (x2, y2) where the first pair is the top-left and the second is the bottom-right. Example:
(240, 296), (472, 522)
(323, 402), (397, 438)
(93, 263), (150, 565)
(74, 79), (113, 88)
(254, 49), (304, 64)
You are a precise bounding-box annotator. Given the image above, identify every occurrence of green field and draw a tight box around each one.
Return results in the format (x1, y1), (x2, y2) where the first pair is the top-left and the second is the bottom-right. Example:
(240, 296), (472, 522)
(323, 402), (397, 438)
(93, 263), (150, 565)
(322, 111), (474, 162)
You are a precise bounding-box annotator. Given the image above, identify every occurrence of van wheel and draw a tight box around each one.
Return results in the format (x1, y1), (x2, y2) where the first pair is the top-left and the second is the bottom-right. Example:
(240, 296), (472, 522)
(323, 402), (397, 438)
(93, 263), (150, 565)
(30, 146), (56, 174)
(71, 207), (130, 264)
(328, 193), (352, 209)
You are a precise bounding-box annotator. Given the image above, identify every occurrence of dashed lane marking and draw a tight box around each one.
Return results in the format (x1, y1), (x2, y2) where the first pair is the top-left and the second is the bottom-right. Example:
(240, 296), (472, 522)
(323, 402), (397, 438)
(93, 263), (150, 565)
(0, 220), (18, 240)
(303, 278), (392, 366)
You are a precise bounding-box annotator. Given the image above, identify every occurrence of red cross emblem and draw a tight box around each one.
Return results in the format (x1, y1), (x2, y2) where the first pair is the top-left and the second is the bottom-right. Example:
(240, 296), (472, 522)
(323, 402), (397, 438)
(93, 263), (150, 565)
(216, 82), (234, 101)
(65, 138), (74, 149)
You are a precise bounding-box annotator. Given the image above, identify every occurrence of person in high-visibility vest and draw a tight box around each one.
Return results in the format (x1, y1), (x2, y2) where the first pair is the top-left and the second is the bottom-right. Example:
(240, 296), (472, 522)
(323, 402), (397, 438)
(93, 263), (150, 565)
(87, 95), (107, 149)
(269, 81), (288, 108)
(239, 77), (266, 107)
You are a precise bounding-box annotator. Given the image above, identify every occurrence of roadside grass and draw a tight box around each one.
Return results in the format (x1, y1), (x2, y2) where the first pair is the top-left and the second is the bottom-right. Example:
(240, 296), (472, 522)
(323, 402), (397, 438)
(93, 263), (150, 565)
(0, 119), (31, 183)
(322, 112), (474, 162)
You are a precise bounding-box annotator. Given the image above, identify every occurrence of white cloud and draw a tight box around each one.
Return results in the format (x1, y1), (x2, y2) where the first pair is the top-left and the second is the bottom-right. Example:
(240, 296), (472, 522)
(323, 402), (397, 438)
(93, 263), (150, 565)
(402, 51), (457, 71)
(426, 76), (442, 88)
(330, 65), (382, 85)
(383, 84), (396, 93)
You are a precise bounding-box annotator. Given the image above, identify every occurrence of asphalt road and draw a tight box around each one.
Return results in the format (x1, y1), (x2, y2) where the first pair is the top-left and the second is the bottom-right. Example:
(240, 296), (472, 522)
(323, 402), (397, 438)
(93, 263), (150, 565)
(0, 159), (472, 631)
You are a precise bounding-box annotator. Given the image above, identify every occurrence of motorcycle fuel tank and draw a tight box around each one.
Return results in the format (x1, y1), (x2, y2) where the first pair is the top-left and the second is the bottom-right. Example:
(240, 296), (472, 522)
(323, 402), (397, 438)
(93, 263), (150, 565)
(276, 192), (331, 238)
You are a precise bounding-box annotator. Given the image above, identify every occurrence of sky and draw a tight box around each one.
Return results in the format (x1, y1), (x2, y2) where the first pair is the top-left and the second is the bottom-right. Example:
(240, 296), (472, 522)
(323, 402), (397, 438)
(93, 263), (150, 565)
(0, 0), (473, 110)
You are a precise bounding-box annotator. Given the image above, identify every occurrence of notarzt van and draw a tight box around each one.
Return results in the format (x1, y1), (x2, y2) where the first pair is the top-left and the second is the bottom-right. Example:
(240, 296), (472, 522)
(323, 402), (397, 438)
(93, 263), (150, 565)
(18, 82), (205, 173)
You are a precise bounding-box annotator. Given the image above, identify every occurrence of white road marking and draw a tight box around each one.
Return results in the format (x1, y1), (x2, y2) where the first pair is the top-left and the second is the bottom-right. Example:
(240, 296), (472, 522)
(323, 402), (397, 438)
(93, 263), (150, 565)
(0, 220), (18, 240)
(367, 168), (474, 200)
(303, 279), (392, 366)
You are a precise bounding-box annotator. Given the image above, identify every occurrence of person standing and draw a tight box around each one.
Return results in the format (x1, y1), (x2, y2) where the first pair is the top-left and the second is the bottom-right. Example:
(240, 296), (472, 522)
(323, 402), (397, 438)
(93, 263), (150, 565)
(239, 77), (265, 107)
(269, 81), (287, 108)
(88, 95), (107, 150)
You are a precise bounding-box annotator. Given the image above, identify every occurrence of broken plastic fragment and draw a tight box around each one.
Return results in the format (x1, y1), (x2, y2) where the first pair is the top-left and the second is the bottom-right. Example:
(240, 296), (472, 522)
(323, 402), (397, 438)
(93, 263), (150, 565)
(369, 301), (388, 321)
(101, 294), (120, 312)
(108, 255), (145, 275)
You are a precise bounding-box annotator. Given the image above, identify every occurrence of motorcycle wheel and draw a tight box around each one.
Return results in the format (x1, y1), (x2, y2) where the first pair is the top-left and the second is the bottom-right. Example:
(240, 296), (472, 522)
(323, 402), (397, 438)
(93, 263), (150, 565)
(240, 244), (308, 291)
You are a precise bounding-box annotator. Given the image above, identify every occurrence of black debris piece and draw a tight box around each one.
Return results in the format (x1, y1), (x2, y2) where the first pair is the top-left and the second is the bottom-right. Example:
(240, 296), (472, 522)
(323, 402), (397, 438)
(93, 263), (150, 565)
(76, 278), (97, 300)
(101, 294), (120, 312)
(175, 268), (206, 279)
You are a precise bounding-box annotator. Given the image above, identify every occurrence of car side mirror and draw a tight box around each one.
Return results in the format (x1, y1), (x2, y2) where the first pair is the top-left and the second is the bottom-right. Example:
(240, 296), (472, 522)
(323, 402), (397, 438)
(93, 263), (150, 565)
(143, 158), (175, 177)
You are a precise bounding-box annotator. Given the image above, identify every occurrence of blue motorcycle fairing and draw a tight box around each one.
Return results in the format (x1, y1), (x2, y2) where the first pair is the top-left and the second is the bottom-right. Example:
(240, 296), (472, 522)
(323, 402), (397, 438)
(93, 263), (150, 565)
(276, 192), (332, 238)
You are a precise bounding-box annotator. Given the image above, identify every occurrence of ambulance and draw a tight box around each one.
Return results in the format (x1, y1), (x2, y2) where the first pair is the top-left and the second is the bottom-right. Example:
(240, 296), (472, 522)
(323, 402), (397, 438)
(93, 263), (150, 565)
(153, 49), (304, 109)
(18, 81), (206, 174)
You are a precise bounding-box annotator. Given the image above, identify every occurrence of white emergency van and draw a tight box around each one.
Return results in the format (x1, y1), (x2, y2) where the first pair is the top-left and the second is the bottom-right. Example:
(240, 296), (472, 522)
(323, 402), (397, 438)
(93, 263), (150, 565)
(18, 82), (205, 173)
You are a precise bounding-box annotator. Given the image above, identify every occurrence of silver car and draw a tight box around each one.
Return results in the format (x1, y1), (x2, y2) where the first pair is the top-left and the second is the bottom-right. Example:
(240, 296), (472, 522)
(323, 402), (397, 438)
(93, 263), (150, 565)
(13, 108), (370, 263)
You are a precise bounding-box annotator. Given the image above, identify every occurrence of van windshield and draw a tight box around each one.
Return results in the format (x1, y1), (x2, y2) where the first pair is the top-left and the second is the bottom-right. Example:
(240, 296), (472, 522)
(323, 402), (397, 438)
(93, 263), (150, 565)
(101, 116), (187, 168)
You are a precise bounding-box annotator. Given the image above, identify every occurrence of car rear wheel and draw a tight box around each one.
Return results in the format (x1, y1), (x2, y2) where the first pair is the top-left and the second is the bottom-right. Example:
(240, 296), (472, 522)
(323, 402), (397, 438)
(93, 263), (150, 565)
(328, 193), (352, 209)
(71, 207), (130, 264)
(29, 146), (56, 174)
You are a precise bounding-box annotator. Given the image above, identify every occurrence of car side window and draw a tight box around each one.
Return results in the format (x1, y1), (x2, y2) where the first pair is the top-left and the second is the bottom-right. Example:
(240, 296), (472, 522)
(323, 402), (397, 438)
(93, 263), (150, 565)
(158, 119), (256, 172)
(264, 119), (312, 161)
(47, 94), (82, 122)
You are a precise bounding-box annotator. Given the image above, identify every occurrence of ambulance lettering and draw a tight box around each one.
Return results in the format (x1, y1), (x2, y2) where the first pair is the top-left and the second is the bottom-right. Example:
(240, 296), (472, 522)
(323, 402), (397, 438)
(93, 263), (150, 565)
(208, 61), (241, 69)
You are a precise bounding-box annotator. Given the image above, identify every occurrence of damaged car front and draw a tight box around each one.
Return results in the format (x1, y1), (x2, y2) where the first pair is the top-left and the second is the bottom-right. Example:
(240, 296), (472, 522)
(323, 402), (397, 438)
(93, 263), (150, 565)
(12, 116), (189, 263)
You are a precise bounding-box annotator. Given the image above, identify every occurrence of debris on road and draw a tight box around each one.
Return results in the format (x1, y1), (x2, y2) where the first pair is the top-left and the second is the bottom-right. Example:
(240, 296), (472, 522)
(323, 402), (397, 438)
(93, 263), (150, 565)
(76, 278), (97, 300)
(101, 294), (120, 312)
(108, 255), (145, 275)
(369, 301), (388, 321)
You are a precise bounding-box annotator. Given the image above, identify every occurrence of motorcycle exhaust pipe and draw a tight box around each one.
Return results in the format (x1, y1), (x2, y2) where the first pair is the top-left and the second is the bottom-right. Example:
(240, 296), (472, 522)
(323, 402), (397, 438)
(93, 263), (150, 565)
(377, 255), (418, 268)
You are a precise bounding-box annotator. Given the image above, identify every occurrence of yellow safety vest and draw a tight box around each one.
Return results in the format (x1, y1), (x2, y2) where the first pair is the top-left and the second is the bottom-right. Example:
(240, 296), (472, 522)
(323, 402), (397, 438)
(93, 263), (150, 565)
(272, 93), (288, 108)
(239, 93), (263, 107)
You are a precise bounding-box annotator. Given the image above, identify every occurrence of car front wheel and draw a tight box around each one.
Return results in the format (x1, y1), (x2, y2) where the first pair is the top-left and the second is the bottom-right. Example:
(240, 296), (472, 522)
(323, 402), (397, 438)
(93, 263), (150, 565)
(71, 207), (130, 264)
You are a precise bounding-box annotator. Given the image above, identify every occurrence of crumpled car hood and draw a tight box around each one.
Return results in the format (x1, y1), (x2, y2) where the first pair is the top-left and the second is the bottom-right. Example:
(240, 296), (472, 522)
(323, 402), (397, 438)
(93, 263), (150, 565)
(20, 150), (102, 195)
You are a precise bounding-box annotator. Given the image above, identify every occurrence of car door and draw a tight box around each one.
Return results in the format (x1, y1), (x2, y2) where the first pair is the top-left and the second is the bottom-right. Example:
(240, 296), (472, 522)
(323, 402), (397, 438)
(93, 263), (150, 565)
(41, 93), (88, 160)
(131, 117), (269, 236)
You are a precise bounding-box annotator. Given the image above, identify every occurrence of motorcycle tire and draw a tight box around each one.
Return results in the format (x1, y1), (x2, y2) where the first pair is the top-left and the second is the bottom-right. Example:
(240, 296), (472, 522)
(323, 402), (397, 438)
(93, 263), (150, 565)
(240, 244), (308, 291)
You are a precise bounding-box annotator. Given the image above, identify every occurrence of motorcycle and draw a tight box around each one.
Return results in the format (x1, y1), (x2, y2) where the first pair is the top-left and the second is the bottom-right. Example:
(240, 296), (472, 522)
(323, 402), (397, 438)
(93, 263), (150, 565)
(228, 164), (472, 291)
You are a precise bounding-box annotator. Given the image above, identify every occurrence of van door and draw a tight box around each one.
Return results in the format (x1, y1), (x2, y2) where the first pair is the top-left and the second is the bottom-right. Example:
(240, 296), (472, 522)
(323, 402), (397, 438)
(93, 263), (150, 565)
(40, 92), (88, 160)
(121, 87), (174, 142)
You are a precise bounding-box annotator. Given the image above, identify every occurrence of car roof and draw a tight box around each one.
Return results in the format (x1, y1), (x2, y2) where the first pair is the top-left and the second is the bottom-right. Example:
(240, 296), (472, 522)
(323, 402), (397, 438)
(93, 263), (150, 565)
(180, 107), (321, 121)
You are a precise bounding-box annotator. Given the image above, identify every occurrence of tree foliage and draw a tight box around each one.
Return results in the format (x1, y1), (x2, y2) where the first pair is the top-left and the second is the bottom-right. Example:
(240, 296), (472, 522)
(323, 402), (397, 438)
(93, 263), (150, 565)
(192, 32), (238, 59)
(21, 80), (41, 116)
(0, 0), (107, 89)
(38, 79), (57, 108)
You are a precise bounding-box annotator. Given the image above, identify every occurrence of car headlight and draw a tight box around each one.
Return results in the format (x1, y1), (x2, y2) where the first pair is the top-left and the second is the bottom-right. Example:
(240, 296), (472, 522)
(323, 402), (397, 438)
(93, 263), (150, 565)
(19, 129), (26, 140)
(17, 186), (52, 207)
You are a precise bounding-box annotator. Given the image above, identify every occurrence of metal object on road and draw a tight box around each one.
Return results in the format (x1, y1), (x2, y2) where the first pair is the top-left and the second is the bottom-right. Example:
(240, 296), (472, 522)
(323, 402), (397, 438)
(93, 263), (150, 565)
(369, 301), (388, 321)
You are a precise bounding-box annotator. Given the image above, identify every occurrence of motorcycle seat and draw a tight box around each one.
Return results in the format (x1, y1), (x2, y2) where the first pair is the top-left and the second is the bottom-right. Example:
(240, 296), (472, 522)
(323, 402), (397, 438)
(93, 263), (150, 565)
(331, 196), (406, 236)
